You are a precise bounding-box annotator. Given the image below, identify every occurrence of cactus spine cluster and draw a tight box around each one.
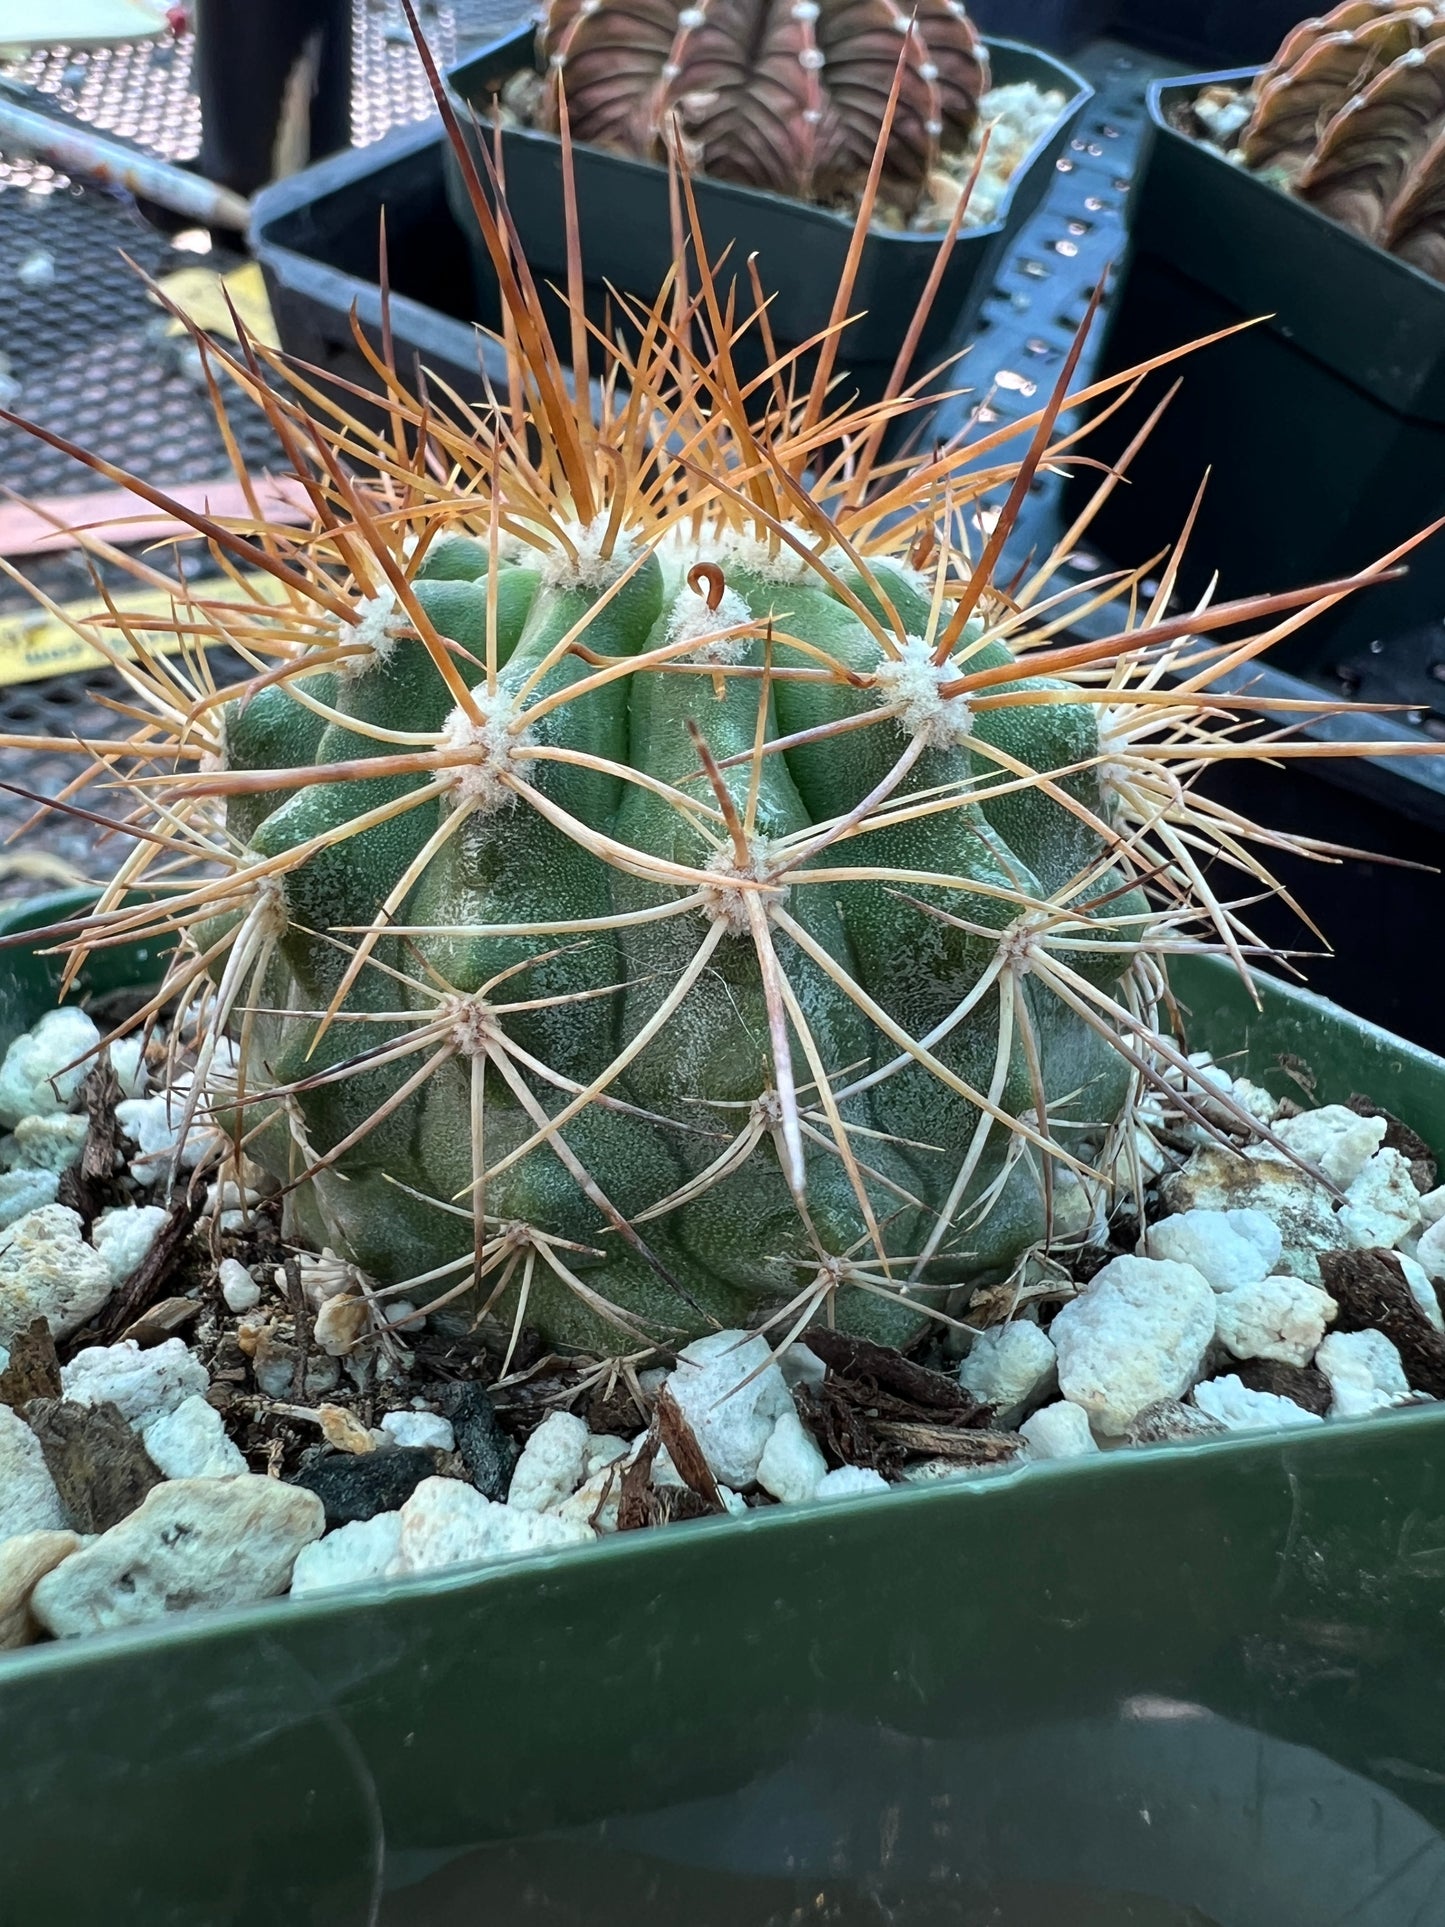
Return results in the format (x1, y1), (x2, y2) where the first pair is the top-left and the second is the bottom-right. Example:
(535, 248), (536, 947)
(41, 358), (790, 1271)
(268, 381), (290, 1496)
(537, 0), (987, 205)
(1223, 0), (1445, 280)
(3, 17), (1412, 1364)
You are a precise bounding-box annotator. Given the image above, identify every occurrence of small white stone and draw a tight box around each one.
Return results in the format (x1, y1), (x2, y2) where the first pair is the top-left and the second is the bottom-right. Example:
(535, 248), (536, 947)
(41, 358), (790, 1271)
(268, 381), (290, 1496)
(91, 1203), (169, 1285)
(218, 1258), (261, 1314)
(583, 1433), (631, 1476)
(1161, 1153), (1341, 1285)
(1231, 1078), (1281, 1124)
(1192, 1374), (1324, 1432)
(108, 1036), (148, 1100)
(778, 1342), (827, 1388)
(390, 1476), (591, 1576)
(0, 1203), (114, 1344)
(666, 1329), (793, 1488)
(1316, 1329), (1413, 1419)
(1145, 1207), (1281, 1292)
(957, 1319), (1056, 1415)
(1416, 1215), (1445, 1281)
(1338, 1148), (1422, 1250)
(1397, 1254), (1444, 1331)
(1267, 1105), (1387, 1189)
(1020, 1401), (1099, 1460)
(0, 1529), (81, 1648)
(506, 1410), (590, 1512)
(60, 1336), (208, 1427)
(0, 1007), (100, 1127)
(7, 1113), (90, 1175)
(30, 1476), (325, 1637)
(115, 1089), (217, 1180)
(755, 1405), (827, 1504)
(0, 1166), (59, 1230)
(379, 1410), (455, 1454)
(1213, 1276), (1337, 1367)
(557, 1460), (627, 1533)
(1417, 1185), (1445, 1228)
(290, 1511), (403, 1598)
(1049, 1255), (1216, 1437)
(0, 1404), (66, 1537)
(814, 1465), (888, 1501)
(141, 1394), (247, 1478)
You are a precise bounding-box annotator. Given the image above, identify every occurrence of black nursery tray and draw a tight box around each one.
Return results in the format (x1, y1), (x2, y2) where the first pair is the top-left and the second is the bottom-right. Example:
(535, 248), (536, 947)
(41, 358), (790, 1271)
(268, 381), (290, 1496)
(252, 31), (1445, 1056)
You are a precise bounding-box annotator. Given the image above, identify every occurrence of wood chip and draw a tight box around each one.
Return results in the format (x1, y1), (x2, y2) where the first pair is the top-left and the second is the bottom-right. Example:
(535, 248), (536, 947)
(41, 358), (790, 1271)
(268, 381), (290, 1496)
(1319, 1247), (1445, 1398)
(24, 1397), (163, 1533)
(0, 1317), (62, 1406)
(654, 1382), (722, 1508)
(871, 1421), (1023, 1464)
(120, 1295), (200, 1348)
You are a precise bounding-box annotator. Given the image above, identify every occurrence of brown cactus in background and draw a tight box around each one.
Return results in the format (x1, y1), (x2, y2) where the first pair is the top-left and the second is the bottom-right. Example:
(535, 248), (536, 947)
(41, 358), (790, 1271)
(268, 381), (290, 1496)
(536, 0), (988, 206)
(1228, 0), (1445, 278)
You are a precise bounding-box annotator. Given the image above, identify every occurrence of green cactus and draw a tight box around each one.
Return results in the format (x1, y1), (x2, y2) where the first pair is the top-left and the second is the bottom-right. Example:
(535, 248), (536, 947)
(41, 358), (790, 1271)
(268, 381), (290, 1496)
(212, 515), (1149, 1353)
(8, 19), (1394, 1364)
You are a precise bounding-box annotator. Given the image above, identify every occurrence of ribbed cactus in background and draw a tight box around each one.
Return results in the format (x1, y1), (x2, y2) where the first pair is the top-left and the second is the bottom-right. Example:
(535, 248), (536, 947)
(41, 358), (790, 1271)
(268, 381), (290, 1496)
(1224, 0), (1445, 279)
(2, 16), (1413, 1363)
(536, 0), (988, 204)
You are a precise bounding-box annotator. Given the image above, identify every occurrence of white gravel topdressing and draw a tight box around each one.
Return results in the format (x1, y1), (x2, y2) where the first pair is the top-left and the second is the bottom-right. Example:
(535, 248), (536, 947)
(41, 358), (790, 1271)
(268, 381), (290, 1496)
(0, 1008), (1440, 1650)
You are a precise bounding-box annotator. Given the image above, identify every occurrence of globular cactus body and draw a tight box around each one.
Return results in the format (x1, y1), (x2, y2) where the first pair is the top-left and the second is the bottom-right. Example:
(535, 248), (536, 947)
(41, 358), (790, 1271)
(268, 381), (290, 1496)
(218, 525), (1140, 1354)
(537, 0), (987, 204)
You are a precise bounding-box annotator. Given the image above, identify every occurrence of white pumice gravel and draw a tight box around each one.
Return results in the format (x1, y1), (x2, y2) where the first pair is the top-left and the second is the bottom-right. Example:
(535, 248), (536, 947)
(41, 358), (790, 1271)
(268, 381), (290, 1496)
(1338, 1149), (1422, 1250)
(1316, 1330), (1414, 1419)
(5, 1113), (89, 1175)
(1192, 1375), (1324, 1433)
(0, 1166), (59, 1230)
(1049, 1255), (1216, 1436)
(1416, 1215), (1445, 1281)
(666, 1329), (793, 1488)
(0, 1403), (67, 1537)
(814, 1466), (888, 1501)
(1213, 1276), (1338, 1368)
(389, 1476), (591, 1577)
(0, 1203), (114, 1343)
(957, 1318), (1056, 1416)
(379, 1410), (455, 1454)
(1396, 1254), (1444, 1331)
(140, 1394), (248, 1479)
(506, 1410), (591, 1512)
(1020, 1401), (1099, 1460)
(290, 1512), (404, 1599)
(755, 1405), (828, 1504)
(1264, 1105), (1387, 1189)
(1144, 1207), (1281, 1292)
(90, 1203), (169, 1286)
(114, 1088), (218, 1180)
(60, 1336), (209, 1428)
(31, 1476), (325, 1637)
(0, 1008), (100, 1127)
(218, 1258), (262, 1314)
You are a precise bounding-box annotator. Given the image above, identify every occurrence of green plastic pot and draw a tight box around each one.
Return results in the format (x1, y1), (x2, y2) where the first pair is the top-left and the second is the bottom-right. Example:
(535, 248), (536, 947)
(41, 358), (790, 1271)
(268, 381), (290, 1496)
(2, 892), (1444, 1927)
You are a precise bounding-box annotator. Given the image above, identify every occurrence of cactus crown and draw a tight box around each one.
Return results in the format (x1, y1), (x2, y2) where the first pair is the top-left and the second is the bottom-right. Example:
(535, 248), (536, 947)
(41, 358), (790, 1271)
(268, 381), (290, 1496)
(0, 17), (1421, 1366)
(537, 0), (987, 204)
(1225, 0), (1445, 279)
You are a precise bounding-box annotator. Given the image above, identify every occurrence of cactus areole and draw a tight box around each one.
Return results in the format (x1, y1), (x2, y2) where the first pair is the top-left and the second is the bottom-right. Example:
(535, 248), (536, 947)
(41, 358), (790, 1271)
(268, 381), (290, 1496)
(7, 10), (1419, 1363)
(536, 0), (988, 203)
